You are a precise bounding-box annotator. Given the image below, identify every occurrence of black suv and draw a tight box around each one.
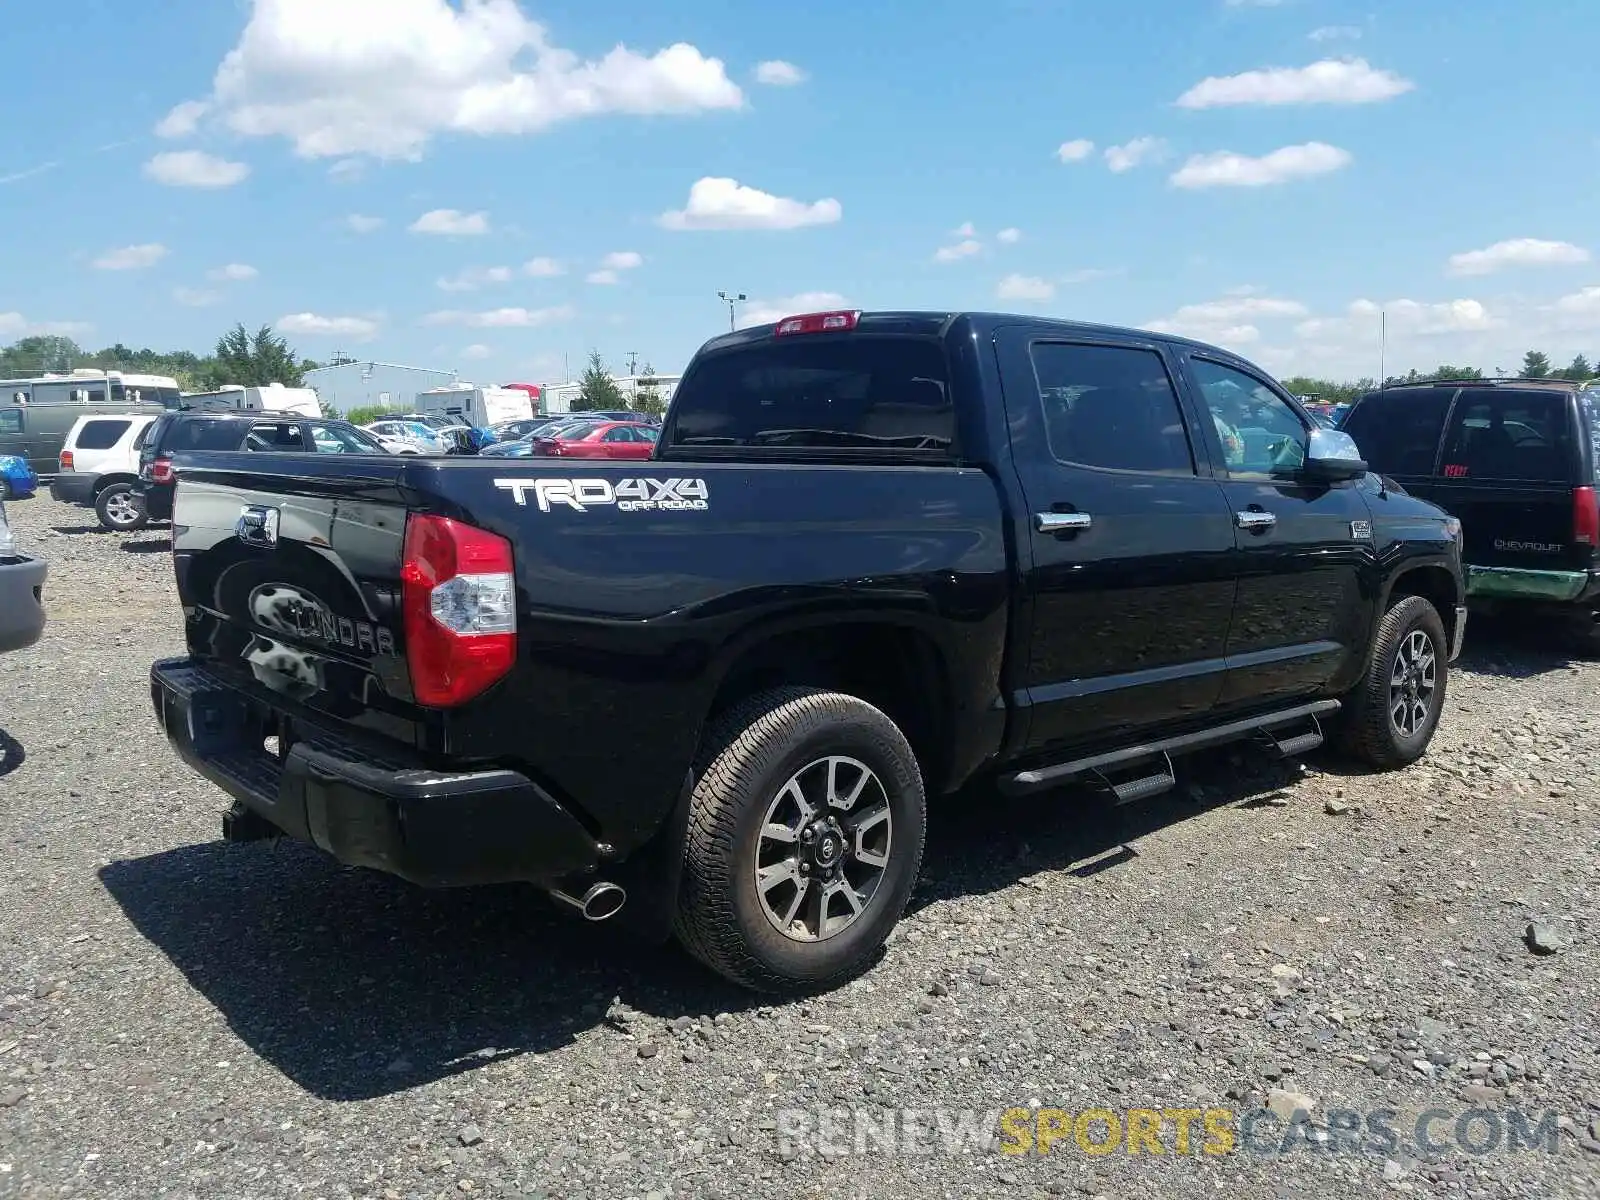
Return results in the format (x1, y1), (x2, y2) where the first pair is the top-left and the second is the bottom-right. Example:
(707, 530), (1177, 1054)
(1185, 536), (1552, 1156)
(1341, 378), (1600, 644)
(136, 413), (393, 522)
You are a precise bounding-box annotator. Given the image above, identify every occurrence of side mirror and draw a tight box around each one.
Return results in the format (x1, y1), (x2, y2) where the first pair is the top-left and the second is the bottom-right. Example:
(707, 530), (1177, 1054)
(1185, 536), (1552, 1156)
(1301, 427), (1368, 483)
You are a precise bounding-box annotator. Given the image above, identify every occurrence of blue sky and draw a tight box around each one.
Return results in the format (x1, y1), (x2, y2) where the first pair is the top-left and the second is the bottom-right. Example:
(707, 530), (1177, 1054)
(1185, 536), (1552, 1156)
(2, 0), (1597, 386)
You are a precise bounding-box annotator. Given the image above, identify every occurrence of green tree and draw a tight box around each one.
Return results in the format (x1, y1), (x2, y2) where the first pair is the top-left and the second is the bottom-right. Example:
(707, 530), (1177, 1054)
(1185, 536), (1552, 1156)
(0, 335), (84, 375)
(205, 323), (306, 388)
(1430, 364), (1483, 381)
(1521, 350), (1551, 379)
(346, 405), (407, 426)
(1553, 353), (1592, 381)
(632, 363), (666, 416)
(572, 350), (626, 411)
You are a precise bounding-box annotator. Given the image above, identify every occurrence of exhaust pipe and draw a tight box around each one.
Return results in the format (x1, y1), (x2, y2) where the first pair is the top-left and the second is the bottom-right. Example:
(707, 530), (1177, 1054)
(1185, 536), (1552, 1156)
(549, 881), (627, 922)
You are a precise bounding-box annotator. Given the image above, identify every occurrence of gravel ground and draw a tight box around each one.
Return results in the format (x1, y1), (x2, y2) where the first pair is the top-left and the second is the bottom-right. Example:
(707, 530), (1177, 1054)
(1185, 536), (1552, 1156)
(1, 493), (1598, 1200)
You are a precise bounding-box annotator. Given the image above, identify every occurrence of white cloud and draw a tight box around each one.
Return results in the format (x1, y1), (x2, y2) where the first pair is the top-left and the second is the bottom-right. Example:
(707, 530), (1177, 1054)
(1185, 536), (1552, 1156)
(143, 150), (251, 188)
(997, 228), (1022, 244)
(461, 343), (492, 360)
(174, 287), (220, 307)
(1170, 142), (1351, 188)
(92, 243), (168, 270)
(437, 265), (515, 292)
(154, 100), (208, 138)
(951, 221), (977, 238)
(737, 292), (848, 329)
(327, 158), (365, 182)
(421, 305), (574, 328)
(754, 60), (807, 86)
(997, 274), (1055, 302)
(934, 239), (983, 263)
(586, 269), (620, 285)
(410, 208), (489, 236)
(1447, 238), (1591, 277)
(600, 250), (643, 270)
(522, 256), (563, 277)
(1104, 137), (1167, 172)
(1056, 138), (1094, 163)
(1309, 25), (1362, 42)
(1061, 267), (1123, 284)
(1147, 294), (1309, 342)
(170, 0), (744, 161)
(0, 312), (91, 338)
(1176, 58), (1413, 108)
(346, 214), (384, 233)
(276, 312), (381, 340)
(208, 263), (258, 282)
(1552, 286), (1600, 328)
(659, 176), (841, 231)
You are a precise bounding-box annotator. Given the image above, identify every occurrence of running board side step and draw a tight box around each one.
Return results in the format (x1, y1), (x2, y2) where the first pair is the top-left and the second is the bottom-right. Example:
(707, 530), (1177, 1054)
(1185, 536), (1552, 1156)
(1001, 699), (1341, 795)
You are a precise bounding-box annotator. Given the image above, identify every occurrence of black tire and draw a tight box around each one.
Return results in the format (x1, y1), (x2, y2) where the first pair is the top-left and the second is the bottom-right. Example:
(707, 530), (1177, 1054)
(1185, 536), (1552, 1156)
(1338, 595), (1448, 769)
(94, 482), (147, 531)
(675, 686), (927, 993)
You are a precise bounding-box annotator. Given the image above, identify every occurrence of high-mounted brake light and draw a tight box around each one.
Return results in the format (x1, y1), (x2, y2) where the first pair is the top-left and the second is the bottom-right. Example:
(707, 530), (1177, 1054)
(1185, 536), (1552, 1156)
(1573, 486), (1599, 547)
(774, 310), (860, 336)
(59, 450), (74, 471)
(401, 515), (517, 707)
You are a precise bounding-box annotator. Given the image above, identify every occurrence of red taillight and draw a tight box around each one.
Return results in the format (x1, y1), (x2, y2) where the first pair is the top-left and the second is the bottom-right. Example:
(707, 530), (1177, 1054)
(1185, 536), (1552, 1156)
(1574, 486), (1599, 547)
(59, 450), (74, 471)
(150, 458), (174, 484)
(400, 515), (516, 707)
(774, 310), (860, 336)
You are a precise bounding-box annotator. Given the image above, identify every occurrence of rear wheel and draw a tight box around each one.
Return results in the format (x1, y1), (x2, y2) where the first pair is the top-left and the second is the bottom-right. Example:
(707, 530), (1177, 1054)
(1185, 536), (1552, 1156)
(675, 687), (927, 993)
(95, 482), (147, 531)
(1338, 594), (1448, 769)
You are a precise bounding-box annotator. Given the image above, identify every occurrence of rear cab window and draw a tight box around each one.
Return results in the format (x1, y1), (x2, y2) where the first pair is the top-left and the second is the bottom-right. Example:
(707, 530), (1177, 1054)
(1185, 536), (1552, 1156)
(663, 335), (955, 458)
(1340, 388), (1457, 476)
(1439, 389), (1575, 483)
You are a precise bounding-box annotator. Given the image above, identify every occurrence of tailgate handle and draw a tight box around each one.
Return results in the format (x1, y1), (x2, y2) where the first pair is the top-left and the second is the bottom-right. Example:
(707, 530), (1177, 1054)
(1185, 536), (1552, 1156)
(236, 505), (281, 549)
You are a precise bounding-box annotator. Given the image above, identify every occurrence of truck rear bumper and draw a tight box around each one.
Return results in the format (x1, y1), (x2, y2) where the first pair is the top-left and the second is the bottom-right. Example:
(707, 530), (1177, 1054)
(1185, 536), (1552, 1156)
(0, 556), (47, 653)
(149, 657), (604, 888)
(49, 474), (95, 505)
(1465, 565), (1591, 604)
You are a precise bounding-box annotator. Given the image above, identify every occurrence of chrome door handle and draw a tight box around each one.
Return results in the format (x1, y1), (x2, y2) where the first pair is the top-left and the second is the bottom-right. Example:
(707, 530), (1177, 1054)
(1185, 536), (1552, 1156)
(1035, 511), (1092, 533)
(1236, 510), (1277, 531)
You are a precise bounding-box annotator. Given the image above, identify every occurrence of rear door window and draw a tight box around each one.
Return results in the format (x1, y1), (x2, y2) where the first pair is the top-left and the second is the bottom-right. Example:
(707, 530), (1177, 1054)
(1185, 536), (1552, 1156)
(1340, 389), (1454, 476)
(74, 419), (131, 450)
(1029, 342), (1196, 474)
(1439, 390), (1574, 482)
(132, 421), (154, 450)
(667, 336), (955, 454)
(245, 423), (309, 452)
(0, 411), (21, 435)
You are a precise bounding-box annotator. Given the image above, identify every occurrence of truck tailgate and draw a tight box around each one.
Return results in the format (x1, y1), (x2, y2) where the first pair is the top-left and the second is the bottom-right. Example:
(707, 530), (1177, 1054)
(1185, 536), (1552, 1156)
(170, 456), (421, 743)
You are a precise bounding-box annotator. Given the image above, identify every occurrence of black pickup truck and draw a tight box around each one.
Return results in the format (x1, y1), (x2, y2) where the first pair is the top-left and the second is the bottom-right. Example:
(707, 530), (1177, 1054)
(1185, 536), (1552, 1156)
(149, 310), (1466, 992)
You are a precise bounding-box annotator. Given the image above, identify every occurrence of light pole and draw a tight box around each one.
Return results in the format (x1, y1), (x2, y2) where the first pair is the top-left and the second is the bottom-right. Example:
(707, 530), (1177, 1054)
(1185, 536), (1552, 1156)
(717, 290), (747, 332)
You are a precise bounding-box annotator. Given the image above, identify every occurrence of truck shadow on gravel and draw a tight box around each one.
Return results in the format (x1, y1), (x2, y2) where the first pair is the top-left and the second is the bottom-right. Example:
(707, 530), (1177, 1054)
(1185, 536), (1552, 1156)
(96, 745), (1335, 1102)
(0, 728), (24, 778)
(1456, 614), (1595, 678)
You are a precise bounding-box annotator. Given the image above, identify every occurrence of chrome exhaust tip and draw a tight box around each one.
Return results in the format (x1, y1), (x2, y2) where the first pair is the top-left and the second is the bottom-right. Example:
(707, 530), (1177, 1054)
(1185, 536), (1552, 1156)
(549, 881), (627, 922)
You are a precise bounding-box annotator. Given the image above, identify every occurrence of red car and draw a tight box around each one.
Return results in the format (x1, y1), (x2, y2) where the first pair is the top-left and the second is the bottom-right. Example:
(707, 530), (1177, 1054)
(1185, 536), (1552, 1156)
(530, 420), (660, 459)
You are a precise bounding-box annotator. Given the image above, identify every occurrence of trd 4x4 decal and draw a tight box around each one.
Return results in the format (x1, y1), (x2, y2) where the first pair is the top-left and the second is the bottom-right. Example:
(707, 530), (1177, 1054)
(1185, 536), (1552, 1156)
(494, 477), (710, 513)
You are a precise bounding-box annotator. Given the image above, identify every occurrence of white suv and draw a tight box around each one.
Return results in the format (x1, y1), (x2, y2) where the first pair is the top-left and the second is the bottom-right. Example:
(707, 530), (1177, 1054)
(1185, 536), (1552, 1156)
(50, 413), (160, 531)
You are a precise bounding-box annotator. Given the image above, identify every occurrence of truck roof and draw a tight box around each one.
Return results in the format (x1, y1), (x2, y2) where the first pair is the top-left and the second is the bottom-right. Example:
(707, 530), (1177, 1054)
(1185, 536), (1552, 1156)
(694, 309), (1247, 361)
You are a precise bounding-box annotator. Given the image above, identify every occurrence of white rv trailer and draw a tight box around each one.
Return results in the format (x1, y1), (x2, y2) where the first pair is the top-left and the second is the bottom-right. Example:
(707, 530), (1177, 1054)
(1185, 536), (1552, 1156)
(414, 385), (532, 428)
(181, 383), (322, 417)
